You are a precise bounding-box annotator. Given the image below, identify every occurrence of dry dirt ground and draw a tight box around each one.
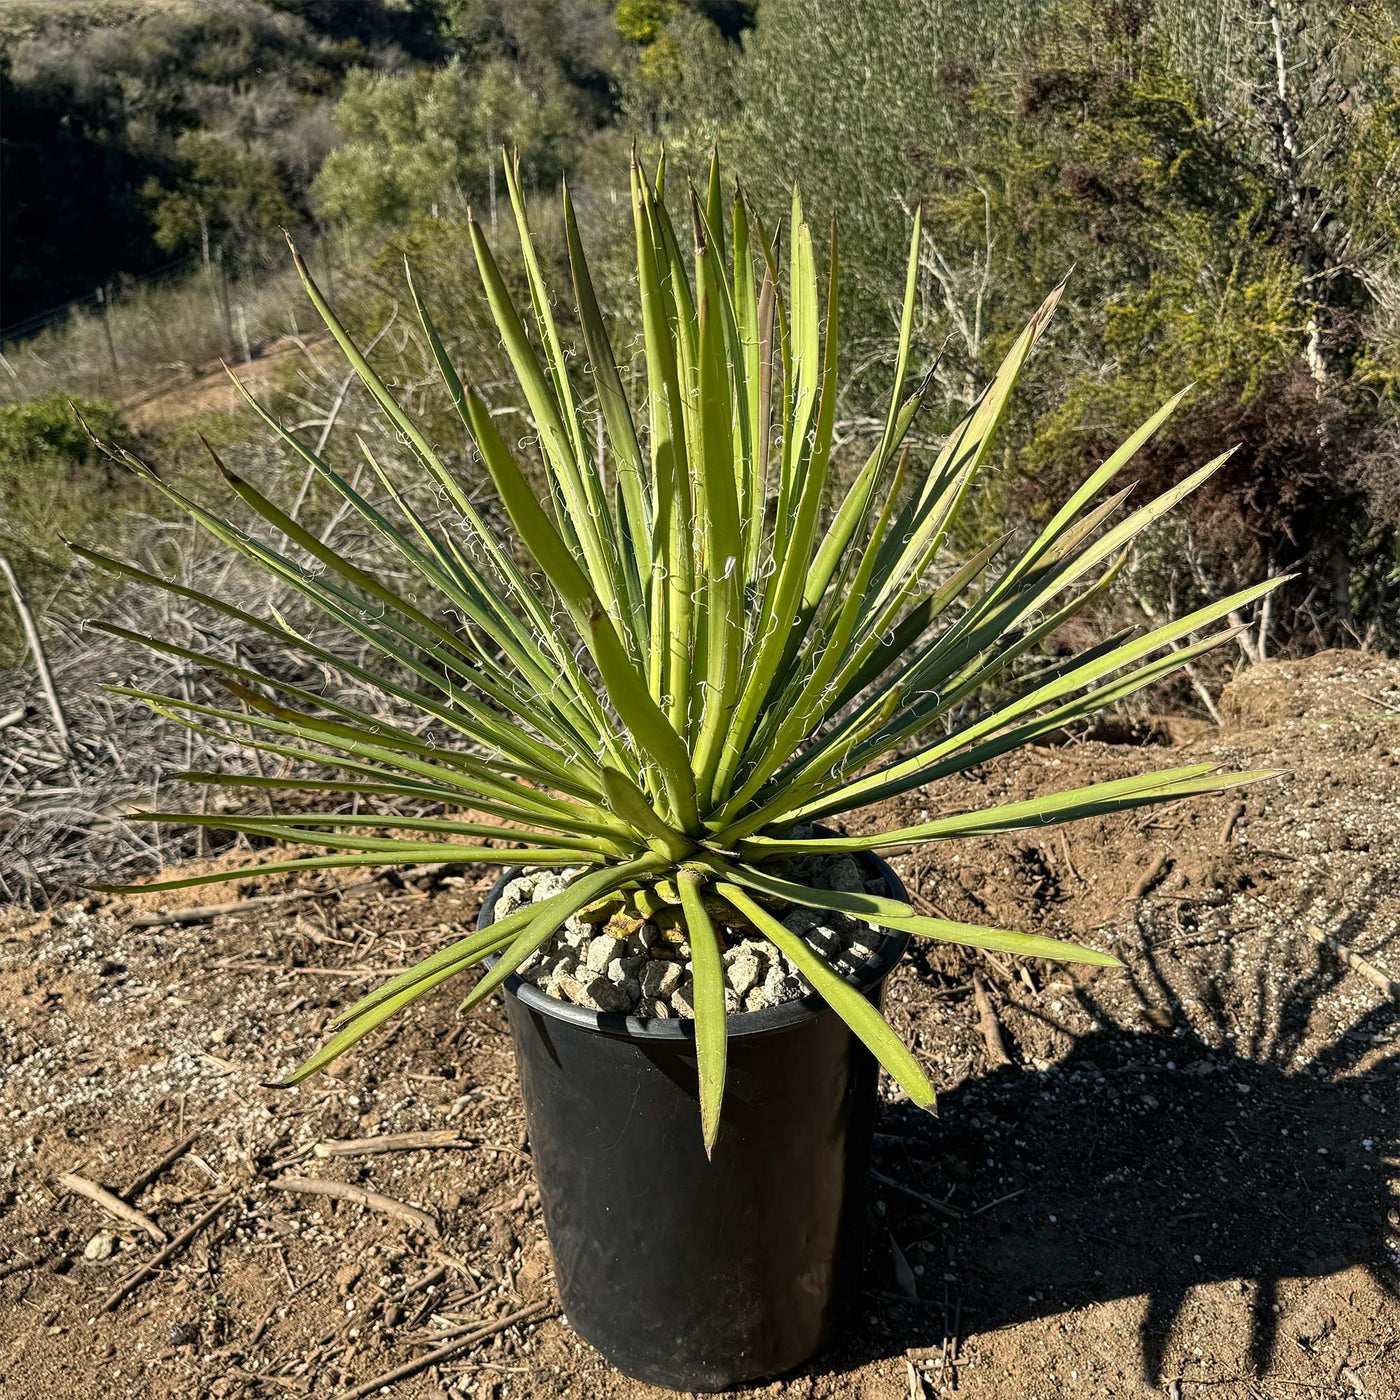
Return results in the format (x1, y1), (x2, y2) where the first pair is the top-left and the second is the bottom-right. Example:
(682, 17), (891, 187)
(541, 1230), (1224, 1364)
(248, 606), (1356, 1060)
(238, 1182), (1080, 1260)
(2, 650), (1398, 1400)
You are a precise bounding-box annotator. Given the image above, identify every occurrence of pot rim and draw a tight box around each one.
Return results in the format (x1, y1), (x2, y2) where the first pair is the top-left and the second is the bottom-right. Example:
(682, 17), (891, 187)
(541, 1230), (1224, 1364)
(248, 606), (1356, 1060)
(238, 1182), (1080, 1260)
(478, 848), (910, 1043)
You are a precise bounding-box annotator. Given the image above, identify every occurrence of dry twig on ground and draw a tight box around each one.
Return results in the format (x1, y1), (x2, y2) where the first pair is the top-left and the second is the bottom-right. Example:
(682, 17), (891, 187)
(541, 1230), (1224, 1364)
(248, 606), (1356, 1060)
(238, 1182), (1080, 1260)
(313, 1129), (531, 1164)
(1306, 925), (1400, 999)
(100, 1193), (237, 1313)
(55, 1172), (166, 1242)
(268, 1174), (440, 1237)
(972, 973), (1010, 1066)
(329, 1299), (558, 1400)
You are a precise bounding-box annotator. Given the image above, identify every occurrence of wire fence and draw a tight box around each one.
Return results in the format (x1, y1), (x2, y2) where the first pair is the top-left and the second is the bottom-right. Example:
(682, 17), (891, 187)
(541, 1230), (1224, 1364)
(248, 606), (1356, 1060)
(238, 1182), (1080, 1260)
(0, 230), (342, 408)
(0, 252), (201, 343)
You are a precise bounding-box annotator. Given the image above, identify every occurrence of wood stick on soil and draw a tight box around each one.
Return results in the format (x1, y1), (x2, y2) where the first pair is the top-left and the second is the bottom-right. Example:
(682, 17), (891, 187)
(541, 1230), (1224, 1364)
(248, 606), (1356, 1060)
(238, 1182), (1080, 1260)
(0, 554), (71, 756)
(121, 1129), (202, 1201)
(1307, 925), (1400, 1000)
(313, 1130), (530, 1164)
(1219, 800), (1246, 844)
(906, 1357), (926, 1399)
(129, 877), (378, 927)
(971, 1185), (1028, 1216)
(869, 1170), (964, 1221)
(268, 1175), (440, 1238)
(331, 1299), (558, 1400)
(1132, 851), (1169, 899)
(1058, 833), (1080, 882)
(101, 1193), (236, 1312)
(972, 973), (1010, 1066)
(56, 1172), (167, 1242)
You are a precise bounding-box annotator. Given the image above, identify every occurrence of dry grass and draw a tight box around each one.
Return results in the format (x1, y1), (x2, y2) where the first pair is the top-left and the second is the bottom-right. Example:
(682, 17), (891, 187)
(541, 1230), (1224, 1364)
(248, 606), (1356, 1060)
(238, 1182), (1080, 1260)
(1, 257), (318, 409)
(0, 511), (419, 905)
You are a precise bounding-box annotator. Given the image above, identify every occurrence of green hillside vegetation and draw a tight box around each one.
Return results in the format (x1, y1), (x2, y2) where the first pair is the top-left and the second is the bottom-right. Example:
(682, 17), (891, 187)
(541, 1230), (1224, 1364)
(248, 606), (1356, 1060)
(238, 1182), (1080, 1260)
(0, 0), (644, 323)
(0, 0), (1397, 675)
(645, 0), (1400, 645)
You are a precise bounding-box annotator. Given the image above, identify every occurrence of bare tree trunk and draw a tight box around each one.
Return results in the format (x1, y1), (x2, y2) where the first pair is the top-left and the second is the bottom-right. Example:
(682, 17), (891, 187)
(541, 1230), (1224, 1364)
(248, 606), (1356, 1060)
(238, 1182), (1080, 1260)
(1133, 587), (1227, 724)
(1329, 542), (1353, 633)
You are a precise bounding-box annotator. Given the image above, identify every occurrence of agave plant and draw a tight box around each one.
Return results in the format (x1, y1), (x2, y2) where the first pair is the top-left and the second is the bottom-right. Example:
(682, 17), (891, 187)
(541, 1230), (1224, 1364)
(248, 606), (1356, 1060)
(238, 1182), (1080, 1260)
(81, 153), (1279, 1150)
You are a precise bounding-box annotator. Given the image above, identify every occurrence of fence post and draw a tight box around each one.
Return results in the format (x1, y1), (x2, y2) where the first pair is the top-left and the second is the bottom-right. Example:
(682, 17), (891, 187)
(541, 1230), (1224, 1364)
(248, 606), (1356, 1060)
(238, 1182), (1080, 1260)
(234, 303), (252, 364)
(216, 246), (235, 358)
(488, 136), (498, 233)
(96, 285), (120, 379)
(321, 232), (335, 303)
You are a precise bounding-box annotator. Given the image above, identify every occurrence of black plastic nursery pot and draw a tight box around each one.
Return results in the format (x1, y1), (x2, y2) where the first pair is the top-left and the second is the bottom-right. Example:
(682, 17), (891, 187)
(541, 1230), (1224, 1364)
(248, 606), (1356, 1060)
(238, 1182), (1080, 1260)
(477, 853), (910, 1393)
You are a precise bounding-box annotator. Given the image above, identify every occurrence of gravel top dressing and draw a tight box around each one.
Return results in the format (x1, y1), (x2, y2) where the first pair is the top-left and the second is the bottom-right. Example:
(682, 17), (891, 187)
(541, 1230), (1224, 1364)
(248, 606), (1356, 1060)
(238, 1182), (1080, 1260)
(494, 852), (893, 1019)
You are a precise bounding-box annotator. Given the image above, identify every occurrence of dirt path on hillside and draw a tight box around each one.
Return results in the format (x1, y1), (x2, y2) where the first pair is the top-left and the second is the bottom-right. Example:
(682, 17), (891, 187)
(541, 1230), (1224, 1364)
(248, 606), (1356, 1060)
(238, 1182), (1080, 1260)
(122, 334), (328, 433)
(2, 651), (1398, 1400)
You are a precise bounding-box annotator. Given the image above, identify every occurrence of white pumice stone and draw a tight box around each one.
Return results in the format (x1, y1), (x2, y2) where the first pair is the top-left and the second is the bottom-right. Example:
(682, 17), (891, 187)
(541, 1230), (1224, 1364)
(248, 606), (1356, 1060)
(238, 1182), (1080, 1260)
(577, 975), (632, 1013)
(764, 967), (806, 1003)
(84, 1231), (116, 1261)
(609, 954), (648, 983)
(781, 907), (822, 935)
(555, 973), (587, 1005)
(671, 979), (696, 1018)
(497, 854), (894, 1019)
(821, 855), (866, 893)
(585, 935), (616, 974)
(724, 952), (761, 997)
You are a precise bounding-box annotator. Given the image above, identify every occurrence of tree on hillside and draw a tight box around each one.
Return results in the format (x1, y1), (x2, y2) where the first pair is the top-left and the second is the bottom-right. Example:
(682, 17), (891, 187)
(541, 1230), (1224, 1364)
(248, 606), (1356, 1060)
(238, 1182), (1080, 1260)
(145, 131), (298, 268)
(313, 60), (581, 233)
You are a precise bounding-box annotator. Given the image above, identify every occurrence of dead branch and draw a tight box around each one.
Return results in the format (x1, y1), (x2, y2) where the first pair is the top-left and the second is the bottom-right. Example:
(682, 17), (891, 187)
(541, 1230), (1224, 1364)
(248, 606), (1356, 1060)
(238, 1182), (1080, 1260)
(1, 554), (71, 755)
(972, 973), (1010, 1066)
(1132, 852), (1170, 899)
(1306, 925), (1400, 1000)
(330, 1299), (558, 1400)
(128, 876), (379, 926)
(56, 1171), (167, 1242)
(313, 1129), (530, 1164)
(1219, 801), (1246, 845)
(869, 1170), (964, 1221)
(101, 1192), (236, 1312)
(268, 1174), (440, 1237)
(120, 1129), (202, 1201)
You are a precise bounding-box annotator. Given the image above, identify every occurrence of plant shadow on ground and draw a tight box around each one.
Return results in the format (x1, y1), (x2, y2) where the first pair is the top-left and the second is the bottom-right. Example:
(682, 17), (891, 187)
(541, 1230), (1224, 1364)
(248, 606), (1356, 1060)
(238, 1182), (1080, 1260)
(828, 920), (1400, 1388)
